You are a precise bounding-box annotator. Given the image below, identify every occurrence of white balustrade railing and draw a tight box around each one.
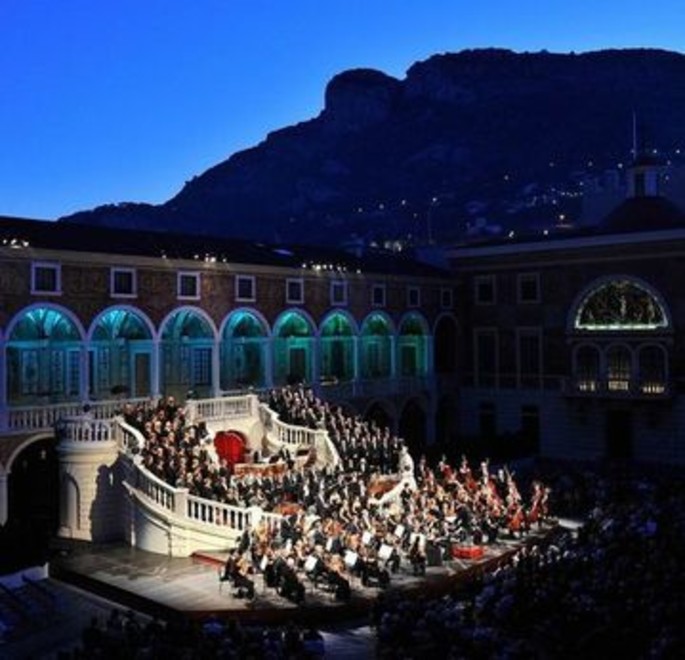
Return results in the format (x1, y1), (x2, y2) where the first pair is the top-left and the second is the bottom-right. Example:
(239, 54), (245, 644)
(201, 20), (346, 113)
(258, 402), (341, 467)
(110, 413), (284, 534)
(7, 401), (87, 433)
(186, 495), (257, 530)
(186, 394), (257, 425)
(57, 417), (119, 443)
(2, 396), (153, 435)
(259, 403), (317, 448)
(113, 416), (146, 455)
(132, 462), (177, 512)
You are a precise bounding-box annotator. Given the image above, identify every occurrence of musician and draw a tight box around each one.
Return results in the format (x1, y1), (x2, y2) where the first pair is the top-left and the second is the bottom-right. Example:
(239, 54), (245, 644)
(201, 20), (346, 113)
(232, 552), (255, 599)
(221, 550), (239, 583)
(408, 535), (427, 576)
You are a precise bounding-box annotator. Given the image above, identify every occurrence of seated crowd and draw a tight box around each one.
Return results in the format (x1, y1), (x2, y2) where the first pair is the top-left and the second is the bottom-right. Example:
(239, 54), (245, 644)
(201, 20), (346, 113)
(71, 608), (325, 659)
(122, 386), (551, 606)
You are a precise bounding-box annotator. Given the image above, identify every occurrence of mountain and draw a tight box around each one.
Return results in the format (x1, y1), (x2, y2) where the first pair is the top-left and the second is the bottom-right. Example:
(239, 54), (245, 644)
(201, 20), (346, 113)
(60, 48), (685, 245)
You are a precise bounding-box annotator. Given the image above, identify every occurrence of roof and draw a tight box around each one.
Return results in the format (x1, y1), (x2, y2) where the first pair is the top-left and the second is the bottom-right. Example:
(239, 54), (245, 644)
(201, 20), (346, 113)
(0, 216), (451, 279)
(601, 196), (685, 233)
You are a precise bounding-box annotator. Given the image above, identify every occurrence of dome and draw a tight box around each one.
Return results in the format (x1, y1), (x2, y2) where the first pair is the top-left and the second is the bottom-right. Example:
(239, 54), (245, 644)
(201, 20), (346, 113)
(601, 196), (685, 233)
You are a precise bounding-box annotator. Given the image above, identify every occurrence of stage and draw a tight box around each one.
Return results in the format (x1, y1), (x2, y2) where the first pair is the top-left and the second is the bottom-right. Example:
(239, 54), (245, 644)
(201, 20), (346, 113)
(47, 531), (549, 627)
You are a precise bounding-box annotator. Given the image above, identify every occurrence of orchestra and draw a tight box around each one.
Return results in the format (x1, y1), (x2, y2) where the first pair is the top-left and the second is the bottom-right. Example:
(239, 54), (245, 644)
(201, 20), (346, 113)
(132, 385), (553, 606)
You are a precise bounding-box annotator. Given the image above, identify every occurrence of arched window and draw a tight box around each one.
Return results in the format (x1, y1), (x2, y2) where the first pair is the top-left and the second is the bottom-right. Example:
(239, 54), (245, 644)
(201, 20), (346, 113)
(319, 311), (356, 382)
(221, 310), (268, 389)
(89, 307), (154, 399)
(6, 305), (83, 403)
(606, 345), (632, 392)
(272, 311), (314, 385)
(569, 278), (671, 398)
(574, 280), (668, 331)
(398, 313), (429, 377)
(159, 308), (216, 399)
(360, 312), (394, 379)
(574, 345), (601, 392)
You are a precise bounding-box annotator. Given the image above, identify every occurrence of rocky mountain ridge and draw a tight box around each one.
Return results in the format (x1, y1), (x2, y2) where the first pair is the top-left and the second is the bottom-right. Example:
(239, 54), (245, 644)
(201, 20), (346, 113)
(60, 48), (685, 245)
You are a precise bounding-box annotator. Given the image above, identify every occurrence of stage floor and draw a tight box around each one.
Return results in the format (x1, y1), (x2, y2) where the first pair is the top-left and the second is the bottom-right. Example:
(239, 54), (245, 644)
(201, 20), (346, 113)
(48, 534), (534, 625)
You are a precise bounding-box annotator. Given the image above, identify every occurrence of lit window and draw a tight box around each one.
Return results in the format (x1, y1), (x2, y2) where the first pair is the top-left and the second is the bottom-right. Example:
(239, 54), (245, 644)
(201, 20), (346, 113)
(517, 273), (540, 304)
(574, 345), (600, 392)
(330, 280), (348, 306)
(575, 279), (668, 331)
(475, 275), (496, 305)
(31, 262), (61, 295)
(286, 278), (304, 304)
(407, 286), (421, 308)
(110, 267), (136, 298)
(236, 275), (256, 302)
(372, 283), (386, 307)
(178, 272), (200, 300)
(606, 345), (632, 392)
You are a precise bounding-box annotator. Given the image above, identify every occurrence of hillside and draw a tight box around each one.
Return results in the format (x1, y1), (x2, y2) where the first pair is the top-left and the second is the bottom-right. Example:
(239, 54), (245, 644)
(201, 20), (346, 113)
(60, 48), (685, 245)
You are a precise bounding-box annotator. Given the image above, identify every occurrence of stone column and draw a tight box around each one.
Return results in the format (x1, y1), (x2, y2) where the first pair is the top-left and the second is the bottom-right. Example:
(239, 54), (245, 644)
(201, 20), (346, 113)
(151, 339), (161, 397)
(263, 340), (273, 388)
(389, 336), (397, 378)
(80, 343), (90, 401)
(211, 339), (221, 397)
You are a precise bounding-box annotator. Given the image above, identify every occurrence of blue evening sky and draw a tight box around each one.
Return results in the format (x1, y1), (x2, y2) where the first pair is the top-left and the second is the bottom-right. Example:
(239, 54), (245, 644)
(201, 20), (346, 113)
(1, 0), (682, 219)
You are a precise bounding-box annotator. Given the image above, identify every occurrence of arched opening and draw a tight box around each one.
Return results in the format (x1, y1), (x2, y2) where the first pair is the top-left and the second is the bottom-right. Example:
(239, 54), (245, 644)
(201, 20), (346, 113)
(1, 437), (59, 573)
(273, 311), (314, 385)
(399, 398), (427, 457)
(319, 311), (356, 383)
(397, 313), (429, 377)
(89, 307), (154, 400)
(360, 313), (393, 379)
(6, 306), (83, 404)
(160, 308), (215, 400)
(606, 345), (632, 392)
(221, 310), (268, 390)
(574, 345), (601, 392)
(364, 401), (394, 436)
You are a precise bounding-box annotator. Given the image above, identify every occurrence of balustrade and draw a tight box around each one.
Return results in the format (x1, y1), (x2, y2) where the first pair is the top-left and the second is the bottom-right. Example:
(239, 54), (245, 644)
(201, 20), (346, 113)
(186, 394), (257, 424)
(57, 417), (118, 443)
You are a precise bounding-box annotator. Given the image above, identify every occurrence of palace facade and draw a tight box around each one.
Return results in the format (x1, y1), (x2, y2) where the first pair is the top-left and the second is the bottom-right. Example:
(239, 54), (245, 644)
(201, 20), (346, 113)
(447, 153), (685, 464)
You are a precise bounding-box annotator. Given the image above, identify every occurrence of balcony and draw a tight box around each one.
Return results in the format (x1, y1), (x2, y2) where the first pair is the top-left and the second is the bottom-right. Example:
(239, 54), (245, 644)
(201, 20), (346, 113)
(562, 377), (671, 399)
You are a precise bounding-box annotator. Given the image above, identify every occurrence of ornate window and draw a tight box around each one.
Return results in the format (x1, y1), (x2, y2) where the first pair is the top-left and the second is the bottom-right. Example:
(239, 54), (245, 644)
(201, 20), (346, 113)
(575, 280), (668, 331)
(574, 345), (600, 392)
(606, 345), (632, 392)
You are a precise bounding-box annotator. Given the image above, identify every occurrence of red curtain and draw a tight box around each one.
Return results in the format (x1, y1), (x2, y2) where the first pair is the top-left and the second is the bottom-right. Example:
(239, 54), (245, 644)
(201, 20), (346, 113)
(214, 431), (246, 469)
